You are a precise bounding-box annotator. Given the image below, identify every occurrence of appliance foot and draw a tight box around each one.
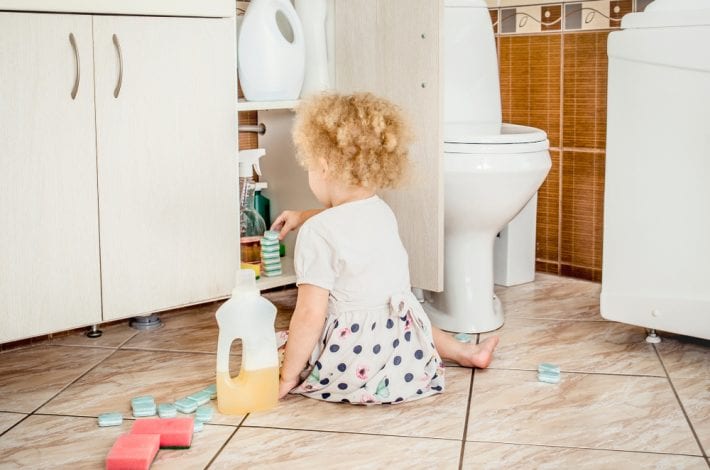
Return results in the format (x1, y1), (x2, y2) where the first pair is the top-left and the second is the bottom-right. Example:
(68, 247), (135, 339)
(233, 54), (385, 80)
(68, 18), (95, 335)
(86, 324), (103, 338)
(645, 329), (661, 344)
(129, 314), (163, 331)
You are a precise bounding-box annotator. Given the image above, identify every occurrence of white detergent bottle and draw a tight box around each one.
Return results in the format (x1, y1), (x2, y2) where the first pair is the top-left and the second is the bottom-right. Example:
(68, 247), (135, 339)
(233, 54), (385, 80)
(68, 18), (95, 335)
(295, 0), (330, 96)
(238, 0), (305, 101)
(215, 269), (279, 414)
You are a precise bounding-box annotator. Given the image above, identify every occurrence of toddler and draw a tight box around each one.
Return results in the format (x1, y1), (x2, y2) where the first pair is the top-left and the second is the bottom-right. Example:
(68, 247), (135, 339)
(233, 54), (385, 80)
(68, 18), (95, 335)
(273, 92), (498, 404)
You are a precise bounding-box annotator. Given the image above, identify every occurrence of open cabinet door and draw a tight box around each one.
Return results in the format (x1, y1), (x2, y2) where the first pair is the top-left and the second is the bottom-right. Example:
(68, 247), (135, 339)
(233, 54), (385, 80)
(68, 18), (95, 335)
(333, 0), (443, 291)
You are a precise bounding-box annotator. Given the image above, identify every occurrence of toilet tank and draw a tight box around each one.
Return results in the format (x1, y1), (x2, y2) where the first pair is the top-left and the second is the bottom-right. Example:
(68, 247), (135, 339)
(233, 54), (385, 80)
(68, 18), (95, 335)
(444, 0), (502, 124)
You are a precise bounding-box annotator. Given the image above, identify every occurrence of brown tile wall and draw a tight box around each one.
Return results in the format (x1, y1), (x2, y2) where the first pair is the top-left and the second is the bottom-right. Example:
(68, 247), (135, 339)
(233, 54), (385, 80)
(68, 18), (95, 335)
(237, 81), (259, 151)
(498, 28), (610, 282)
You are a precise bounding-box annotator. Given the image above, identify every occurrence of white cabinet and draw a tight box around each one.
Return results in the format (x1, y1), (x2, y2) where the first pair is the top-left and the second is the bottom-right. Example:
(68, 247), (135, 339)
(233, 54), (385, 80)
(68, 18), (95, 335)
(0, 13), (102, 343)
(250, 0), (444, 291)
(92, 16), (237, 320)
(0, 10), (238, 341)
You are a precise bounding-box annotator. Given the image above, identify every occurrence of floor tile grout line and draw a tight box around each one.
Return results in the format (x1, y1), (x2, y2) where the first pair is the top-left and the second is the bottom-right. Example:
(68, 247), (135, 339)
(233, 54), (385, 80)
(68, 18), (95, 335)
(33, 412), (123, 420)
(28, 348), (121, 416)
(652, 344), (708, 460)
(204, 414), (250, 469)
(0, 349), (120, 438)
(30, 411), (242, 429)
(118, 347), (223, 356)
(464, 438), (708, 459)
(116, 330), (140, 349)
(46, 343), (122, 351)
(458, 363), (476, 469)
(484, 366), (668, 379)
(0, 414), (33, 439)
(236, 424), (463, 442)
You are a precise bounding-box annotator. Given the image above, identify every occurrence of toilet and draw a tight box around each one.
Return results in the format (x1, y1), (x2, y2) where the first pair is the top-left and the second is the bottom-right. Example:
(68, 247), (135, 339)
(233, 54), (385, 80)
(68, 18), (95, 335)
(422, 0), (552, 333)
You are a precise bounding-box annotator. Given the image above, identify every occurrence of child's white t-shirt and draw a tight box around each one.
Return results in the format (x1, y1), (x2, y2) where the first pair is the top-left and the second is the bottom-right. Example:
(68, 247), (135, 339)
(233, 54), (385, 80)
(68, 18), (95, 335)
(294, 195), (411, 310)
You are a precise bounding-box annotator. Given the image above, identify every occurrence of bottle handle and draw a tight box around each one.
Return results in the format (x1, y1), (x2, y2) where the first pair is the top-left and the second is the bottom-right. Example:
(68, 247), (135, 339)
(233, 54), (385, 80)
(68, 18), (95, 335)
(216, 330), (235, 374)
(274, 0), (304, 48)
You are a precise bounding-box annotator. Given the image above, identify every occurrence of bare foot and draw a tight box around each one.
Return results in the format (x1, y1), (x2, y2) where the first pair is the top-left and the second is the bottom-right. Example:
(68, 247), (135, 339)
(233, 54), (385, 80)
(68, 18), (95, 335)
(456, 336), (499, 369)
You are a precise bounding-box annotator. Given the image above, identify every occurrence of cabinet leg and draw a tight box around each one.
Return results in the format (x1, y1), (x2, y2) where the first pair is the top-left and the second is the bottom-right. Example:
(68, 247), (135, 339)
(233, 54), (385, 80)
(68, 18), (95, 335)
(86, 324), (103, 338)
(129, 314), (163, 331)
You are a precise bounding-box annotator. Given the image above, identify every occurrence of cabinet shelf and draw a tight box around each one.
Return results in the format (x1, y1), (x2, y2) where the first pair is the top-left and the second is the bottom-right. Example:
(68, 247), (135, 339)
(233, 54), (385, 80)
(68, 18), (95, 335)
(256, 255), (296, 291)
(237, 99), (299, 112)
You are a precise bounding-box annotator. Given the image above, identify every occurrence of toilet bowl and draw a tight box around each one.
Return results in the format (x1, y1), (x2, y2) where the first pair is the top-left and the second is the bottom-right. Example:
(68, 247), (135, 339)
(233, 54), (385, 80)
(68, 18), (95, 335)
(421, 0), (552, 333)
(423, 123), (551, 333)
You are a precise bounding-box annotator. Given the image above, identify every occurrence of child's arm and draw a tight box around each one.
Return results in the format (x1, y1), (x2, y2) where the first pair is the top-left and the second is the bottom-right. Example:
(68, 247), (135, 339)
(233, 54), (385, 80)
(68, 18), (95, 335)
(271, 209), (324, 240)
(279, 283), (330, 398)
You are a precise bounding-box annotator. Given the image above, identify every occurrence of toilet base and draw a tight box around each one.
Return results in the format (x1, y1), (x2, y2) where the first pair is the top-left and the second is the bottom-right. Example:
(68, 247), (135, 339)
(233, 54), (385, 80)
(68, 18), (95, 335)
(424, 295), (504, 334)
(423, 231), (506, 334)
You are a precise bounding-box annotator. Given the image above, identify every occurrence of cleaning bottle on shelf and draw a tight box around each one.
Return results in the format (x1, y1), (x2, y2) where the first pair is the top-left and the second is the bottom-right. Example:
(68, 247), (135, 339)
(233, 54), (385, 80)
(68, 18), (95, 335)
(254, 182), (271, 228)
(238, 0), (305, 100)
(215, 269), (279, 414)
(239, 149), (267, 272)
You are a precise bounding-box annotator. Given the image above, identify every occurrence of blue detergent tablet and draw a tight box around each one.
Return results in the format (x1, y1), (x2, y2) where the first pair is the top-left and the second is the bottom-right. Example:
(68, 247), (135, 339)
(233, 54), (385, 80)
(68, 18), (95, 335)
(130, 395), (155, 408)
(175, 397), (199, 414)
(537, 371), (561, 384)
(187, 390), (211, 406)
(157, 403), (177, 418)
(98, 412), (123, 427)
(204, 384), (217, 400)
(538, 363), (561, 375)
(195, 405), (214, 423)
(263, 230), (280, 240)
(454, 333), (472, 343)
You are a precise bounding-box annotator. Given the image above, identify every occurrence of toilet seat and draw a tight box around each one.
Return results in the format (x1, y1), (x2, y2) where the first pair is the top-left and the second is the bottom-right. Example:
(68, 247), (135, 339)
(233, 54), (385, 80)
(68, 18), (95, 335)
(444, 122), (549, 154)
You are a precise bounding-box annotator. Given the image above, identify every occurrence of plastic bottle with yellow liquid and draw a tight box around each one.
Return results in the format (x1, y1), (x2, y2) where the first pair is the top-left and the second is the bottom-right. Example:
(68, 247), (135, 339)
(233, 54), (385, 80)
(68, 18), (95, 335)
(215, 269), (279, 414)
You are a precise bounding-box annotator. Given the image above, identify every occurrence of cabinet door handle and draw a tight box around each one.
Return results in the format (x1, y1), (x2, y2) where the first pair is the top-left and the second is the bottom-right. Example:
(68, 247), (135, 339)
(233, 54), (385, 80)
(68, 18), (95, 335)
(112, 34), (123, 98)
(69, 33), (80, 99)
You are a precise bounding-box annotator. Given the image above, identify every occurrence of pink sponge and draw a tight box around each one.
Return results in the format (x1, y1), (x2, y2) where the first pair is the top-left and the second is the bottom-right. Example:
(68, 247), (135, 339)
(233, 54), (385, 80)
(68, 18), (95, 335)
(131, 418), (194, 449)
(106, 433), (160, 470)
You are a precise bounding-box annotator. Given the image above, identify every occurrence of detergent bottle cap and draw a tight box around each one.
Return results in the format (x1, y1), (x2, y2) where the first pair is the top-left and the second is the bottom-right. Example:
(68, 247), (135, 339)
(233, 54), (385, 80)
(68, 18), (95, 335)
(232, 269), (260, 298)
(239, 149), (266, 178)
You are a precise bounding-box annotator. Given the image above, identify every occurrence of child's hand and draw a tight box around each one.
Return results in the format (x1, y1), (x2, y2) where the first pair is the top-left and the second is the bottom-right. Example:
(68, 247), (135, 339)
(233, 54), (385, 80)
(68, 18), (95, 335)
(279, 376), (300, 399)
(271, 209), (322, 240)
(271, 210), (303, 240)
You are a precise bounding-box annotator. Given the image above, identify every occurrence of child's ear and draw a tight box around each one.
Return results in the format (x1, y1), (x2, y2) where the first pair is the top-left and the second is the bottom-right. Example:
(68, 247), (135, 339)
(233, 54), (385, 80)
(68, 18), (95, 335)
(318, 158), (330, 175)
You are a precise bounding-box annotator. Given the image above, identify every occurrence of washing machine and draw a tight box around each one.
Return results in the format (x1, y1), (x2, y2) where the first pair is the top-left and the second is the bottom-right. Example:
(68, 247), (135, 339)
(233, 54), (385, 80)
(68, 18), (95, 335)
(600, 0), (710, 339)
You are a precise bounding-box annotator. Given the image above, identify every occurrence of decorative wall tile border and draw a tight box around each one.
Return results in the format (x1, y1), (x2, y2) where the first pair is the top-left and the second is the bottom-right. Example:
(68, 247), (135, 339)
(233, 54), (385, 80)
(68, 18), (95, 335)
(487, 0), (652, 8)
(490, 0), (655, 34)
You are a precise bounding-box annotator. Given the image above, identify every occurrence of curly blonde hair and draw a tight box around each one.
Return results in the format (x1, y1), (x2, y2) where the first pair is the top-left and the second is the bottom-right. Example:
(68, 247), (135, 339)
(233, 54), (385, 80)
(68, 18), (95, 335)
(292, 92), (411, 189)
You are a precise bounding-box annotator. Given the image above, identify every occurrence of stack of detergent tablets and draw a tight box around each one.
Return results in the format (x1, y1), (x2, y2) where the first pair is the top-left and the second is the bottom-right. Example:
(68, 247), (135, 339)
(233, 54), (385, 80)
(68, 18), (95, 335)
(260, 230), (282, 277)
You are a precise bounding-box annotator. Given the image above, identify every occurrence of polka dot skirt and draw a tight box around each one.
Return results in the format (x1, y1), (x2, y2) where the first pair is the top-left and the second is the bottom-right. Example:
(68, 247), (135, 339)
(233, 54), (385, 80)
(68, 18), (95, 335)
(291, 292), (445, 405)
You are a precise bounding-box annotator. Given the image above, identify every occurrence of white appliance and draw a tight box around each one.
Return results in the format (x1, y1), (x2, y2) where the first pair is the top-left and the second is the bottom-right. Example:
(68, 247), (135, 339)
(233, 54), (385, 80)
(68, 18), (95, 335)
(601, 0), (710, 340)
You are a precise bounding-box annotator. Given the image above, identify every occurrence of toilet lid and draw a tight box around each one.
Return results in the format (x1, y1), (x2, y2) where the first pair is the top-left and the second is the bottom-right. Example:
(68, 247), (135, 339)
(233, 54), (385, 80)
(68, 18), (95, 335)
(444, 122), (548, 144)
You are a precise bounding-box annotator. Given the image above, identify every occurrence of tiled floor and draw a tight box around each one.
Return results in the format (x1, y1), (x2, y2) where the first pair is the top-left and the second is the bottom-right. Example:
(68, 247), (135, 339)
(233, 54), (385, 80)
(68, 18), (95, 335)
(0, 274), (708, 469)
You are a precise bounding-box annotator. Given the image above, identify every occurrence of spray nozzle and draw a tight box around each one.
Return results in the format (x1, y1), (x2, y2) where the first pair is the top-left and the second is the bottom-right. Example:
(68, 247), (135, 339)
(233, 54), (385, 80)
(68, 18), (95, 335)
(239, 148), (266, 178)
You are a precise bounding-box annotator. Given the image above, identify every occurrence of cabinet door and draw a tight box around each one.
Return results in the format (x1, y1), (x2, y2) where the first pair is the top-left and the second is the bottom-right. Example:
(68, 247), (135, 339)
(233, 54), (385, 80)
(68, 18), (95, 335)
(92, 16), (238, 320)
(333, 0), (443, 291)
(0, 13), (101, 342)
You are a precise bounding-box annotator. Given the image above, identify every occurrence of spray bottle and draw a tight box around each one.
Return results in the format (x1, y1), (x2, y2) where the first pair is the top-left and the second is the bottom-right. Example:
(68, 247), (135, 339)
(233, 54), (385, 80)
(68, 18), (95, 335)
(215, 269), (279, 414)
(239, 149), (267, 268)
